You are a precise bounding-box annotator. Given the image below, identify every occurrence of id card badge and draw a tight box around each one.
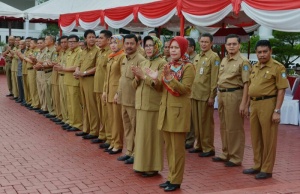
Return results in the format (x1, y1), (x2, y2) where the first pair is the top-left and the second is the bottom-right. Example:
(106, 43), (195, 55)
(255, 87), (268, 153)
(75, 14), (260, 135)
(199, 67), (204, 74)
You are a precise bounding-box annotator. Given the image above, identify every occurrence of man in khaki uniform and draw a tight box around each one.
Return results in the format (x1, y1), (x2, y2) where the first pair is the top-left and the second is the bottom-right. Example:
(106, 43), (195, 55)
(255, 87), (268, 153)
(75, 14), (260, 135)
(93, 30), (112, 143)
(10, 36), (21, 100)
(57, 35), (83, 131)
(186, 38), (197, 63)
(2, 36), (15, 97)
(212, 34), (251, 167)
(135, 34), (146, 57)
(116, 34), (146, 163)
(163, 41), (171, 62)
(74, 29), (99, 139)
(189, 33), (220, 157)
(243, 40), (288, 179)
(34, 38), (48, 114)
(21, 37), (32, 107)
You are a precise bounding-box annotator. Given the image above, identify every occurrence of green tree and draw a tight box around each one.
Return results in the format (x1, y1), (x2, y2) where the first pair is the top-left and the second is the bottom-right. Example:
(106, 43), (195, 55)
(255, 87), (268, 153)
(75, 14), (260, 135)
(40, 23), (59, 37)
(270, 30), (300, 67)
(240, 35), (260, 53)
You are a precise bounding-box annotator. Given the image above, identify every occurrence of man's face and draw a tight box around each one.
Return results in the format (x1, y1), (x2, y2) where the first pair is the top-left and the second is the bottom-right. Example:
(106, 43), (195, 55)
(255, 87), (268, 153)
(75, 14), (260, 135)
(37, 40), (45, 50)
(60, 38), (68, 50)
(55, 42), (61, 52)
(187, 44), (194, 55)
(45, 36), (53, 46)
(163, 41), (170, 57)
(30, 40), (36, 49)
(124, 38), (137, 55)
(25, 39), (31, 48)
(256, 46), (272, 64)
(199, 36), (212, 53)
(225, 37), (240, 55)
(8, 37), (15, 46)
(15, 38), (20, 47)
(19, 41), (25, 50)
(98, 33), (110, 48)
(85, 33), (96, 47)
(68, 38), (79, 50)
(79, 42), (86, 50)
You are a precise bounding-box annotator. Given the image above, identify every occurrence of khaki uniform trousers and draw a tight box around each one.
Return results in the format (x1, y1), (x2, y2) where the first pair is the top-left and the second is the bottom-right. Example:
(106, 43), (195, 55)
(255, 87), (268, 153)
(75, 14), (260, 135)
(45, 71), (54, 115)
(218, 90), (245, 165)
(36, 71), (47, 111)
(250, 97), (278, 173)
(59, 76), (68, 123)
(66, 85), (82, 129)
(5, 63), (12, 94)
(52, 83), (62, 120)
(95, 93), (107, 141)
(80, 76), (99, 136)
(191, 99), (215, 152)
(185, 118), (195, 146)
(163, 131), (186, 184)
(107, 102), (123, 149)
(22, 74), (31, 104)
(122, 105), (136, 156)
(27, 69), (40, 108)
(11, 71), (18, 98)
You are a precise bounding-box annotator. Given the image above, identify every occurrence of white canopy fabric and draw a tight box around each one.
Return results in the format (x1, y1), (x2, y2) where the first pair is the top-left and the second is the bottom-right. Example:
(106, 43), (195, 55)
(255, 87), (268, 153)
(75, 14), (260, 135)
(0, 1), (24, 19)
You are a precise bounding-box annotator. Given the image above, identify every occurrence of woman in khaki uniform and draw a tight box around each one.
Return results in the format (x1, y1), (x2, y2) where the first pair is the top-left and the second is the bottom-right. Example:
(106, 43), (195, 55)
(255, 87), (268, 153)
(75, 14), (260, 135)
(131, 36), (166, 177)
(146, 36), (195, 192)
(102, 35), (125, 154)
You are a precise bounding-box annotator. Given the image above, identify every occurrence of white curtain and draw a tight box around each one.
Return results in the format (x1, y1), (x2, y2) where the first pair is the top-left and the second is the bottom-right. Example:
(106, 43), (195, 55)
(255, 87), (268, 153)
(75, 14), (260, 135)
(138, 7), (177, 27)
(79, 18), (101, 30)
(104, 14), (134, 29)
(60, 20), (76, 33)
(242, 2), (300, 32)
(182, 4), (232, 27)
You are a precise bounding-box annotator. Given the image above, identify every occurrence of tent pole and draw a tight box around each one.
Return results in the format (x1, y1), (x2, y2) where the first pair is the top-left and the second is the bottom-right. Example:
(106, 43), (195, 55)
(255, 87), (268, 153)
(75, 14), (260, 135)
(247, 40), (250, 59)
(180, 15), (185, 37)
(8, 21), (11, 36)
(25, 19), (29, 38)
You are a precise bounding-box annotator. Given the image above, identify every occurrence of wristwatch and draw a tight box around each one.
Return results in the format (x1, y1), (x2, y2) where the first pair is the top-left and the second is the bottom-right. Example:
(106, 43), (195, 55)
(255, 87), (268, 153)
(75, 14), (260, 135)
(83, 71), (87, 76)
(274, 109), (281, 114)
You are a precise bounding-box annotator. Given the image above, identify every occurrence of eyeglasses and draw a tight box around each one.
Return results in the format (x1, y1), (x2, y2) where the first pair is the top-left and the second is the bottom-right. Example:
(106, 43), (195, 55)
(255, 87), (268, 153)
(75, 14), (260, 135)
(145, 44), (154, 48)
(68, 41), (78, 43)
(226, 43), (238, 46)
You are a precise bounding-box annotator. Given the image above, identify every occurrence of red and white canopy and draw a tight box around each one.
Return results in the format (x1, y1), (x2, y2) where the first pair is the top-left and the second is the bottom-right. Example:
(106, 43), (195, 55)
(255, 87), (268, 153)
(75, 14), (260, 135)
(59, 0), (300, 33)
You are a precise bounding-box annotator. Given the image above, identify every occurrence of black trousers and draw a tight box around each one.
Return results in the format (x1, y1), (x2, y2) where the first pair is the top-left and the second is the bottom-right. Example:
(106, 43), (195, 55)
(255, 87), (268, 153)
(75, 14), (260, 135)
(17, 76), (24, 102)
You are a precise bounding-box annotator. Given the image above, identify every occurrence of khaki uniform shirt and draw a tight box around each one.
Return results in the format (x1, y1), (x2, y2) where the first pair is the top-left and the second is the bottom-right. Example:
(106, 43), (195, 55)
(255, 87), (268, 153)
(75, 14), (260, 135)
(77, 45), (99, 72)
(133, 57), (166, 111)
(22, 48), (30, 75)
(94, 45), (112, 93)
(64, 47), (82, 87)
(189, 51), (197, 63)
(104, 53), (125, 103)
(249, 58), (288, 97)
(26, 48), (40, 68)
(191, 49), (220, 101)
(3, 44), (13, 64)
(44, 46), (57, 67)
(118, 51), (146, 107)
(11, 47), (19, 72)
(218, 52), (251, 88)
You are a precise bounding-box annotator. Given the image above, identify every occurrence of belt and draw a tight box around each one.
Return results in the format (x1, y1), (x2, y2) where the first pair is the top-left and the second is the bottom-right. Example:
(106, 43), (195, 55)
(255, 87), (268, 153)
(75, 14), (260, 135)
(44, 69), (53, 73)
(27, 67), (34, 70)
(219, 87), (243, 92)
(250, 95), (276, 101)
(85, 74), (94, 77)
(59, 74), (65, 76)
(37, 69), (44, 71)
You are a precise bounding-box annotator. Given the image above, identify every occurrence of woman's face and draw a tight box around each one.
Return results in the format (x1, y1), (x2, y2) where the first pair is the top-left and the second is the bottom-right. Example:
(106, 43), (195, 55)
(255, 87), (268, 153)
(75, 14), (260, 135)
(110, 39), (119, 53)
(145, 39), (154, 58)
(169, 40), (181, 60)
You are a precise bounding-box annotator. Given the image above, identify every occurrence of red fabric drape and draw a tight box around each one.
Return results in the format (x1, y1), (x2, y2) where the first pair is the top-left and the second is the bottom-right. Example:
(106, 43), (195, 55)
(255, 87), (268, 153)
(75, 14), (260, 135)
(59, 14), (76, 27)
(139, 0), (176, 18)
(79, 10), (102, 23)
(104, 6), (133, 20)
(182, 0), (231, 15)
(244, 0), (300, 11)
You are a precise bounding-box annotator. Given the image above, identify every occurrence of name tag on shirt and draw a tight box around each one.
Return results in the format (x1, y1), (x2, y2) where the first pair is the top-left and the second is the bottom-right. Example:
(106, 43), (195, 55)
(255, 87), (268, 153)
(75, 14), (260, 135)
(200, 67), (204, 74)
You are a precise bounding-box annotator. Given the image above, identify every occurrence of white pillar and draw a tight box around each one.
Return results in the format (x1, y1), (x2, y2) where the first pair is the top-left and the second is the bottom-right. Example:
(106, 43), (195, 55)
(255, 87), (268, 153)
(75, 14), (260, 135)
(34, 0), (47, 32)
(258, 26), (273, 40)
(25, 19), (30, 38)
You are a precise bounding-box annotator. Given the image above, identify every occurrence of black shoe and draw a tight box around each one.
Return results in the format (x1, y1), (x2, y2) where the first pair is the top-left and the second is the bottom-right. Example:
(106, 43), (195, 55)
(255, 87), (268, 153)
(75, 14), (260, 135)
(99, 143), (110, 149)
(27, 106), (33, 109)
(255, 172), (272, 179)
(45, 114), (56, 118)
(82, 134), (98, 139)
(35, 109), (43, 113)
(185, 144), (193, 149)
(91, 139), (105, 144)
(21, 102), (27, 106)
(104, 147), (112, 152)
(25, 103), (31, 107)
(188, 148), (202, 153)
(124, 157), (134, 164)
(243, 168), (260, 175)
(199, 150), (215, 157)
(62, 124), (70, 129)
(16, 99), (22, 103)
(29, 107), (40, 111)
(62, 123), (69, 128)
(67, 127), (80, 132)
(117, 155), (131, 161)
(62, 126), (72, 130)
(56, 121), (65, 125)
(75, 132), (88, 136)
(142, 171), (158, 177)
(109, 149), (122, 155)
(6, 93), (13, 97)
(39, 110), (48, 114)
(50, 118), (61, 122)
(225, 161), (240, 167)
(11, 97), (18, 100)
(164, 184), (180, 192)
(159, 181), (170, 188)
(212, 157), (227, 162)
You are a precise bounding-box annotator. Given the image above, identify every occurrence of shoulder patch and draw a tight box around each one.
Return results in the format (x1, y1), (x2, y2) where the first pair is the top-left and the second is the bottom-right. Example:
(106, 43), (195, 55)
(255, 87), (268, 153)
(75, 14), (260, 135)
(215, 60), (220, 66)
(281, 71), (287, 78)
(243, 65), (249, 71)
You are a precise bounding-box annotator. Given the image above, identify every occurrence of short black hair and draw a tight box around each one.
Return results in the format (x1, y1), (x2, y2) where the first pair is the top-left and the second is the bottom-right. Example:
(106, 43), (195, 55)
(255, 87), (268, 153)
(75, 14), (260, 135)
(68, 34), (79, 42)
(143, 35), (154, 47)
(148, 30), (158, 37)
(31, 38), (38, 44)
(186, 38), (195, 50)
(100, 30), (112, 39)
(25, 37), (32, 40)
(84, 29), (96, 38)
(60, 35), (68, 41)
(124, 34), (138, 43)
(225, 34), (241, 43)
(200, 33), (213, 42)
(15, 36), (21, 40)
(38, 37), (45, 41)
(255, 40), (272, 50)
(56, 38), (61, 45)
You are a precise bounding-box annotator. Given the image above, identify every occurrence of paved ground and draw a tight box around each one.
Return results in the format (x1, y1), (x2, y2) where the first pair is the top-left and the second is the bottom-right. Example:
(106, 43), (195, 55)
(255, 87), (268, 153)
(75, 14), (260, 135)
(0, 73), (300, 194)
